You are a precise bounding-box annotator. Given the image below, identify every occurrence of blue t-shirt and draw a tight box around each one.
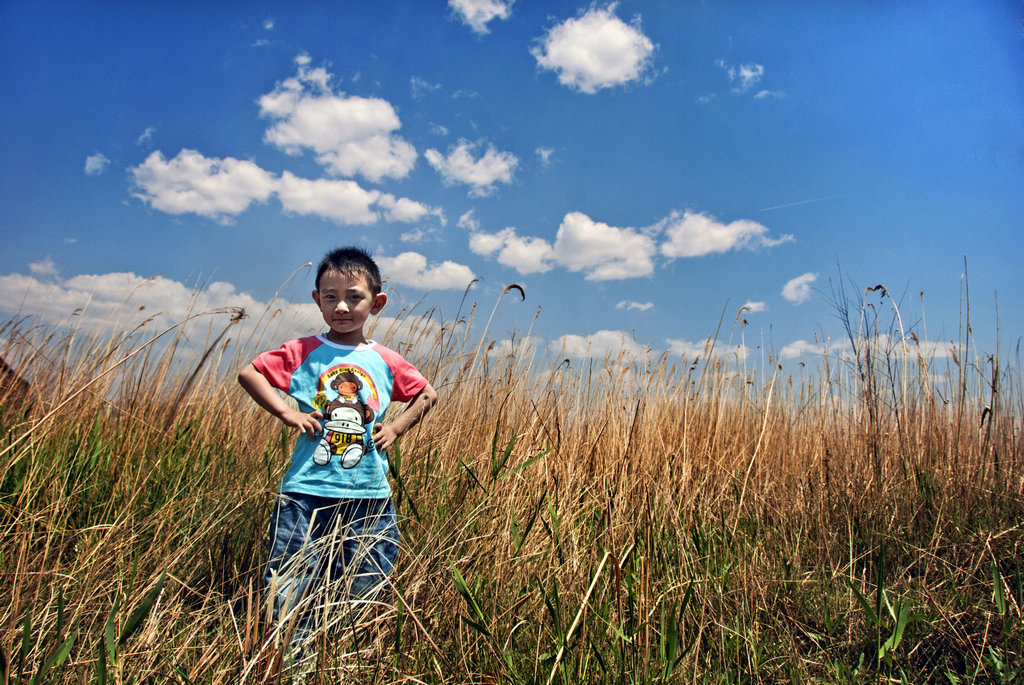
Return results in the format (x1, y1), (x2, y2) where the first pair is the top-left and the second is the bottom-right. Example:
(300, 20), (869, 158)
(251, 335), (428, 498)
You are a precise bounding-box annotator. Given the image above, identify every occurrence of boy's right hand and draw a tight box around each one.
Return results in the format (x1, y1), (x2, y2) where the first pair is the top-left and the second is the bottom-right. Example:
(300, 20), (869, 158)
(279, 408), (324, 438)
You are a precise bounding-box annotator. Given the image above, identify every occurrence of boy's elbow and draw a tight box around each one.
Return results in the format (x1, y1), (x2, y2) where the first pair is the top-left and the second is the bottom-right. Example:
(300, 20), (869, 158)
(420, 383), (438, 408)
(237, 363), (257, 387)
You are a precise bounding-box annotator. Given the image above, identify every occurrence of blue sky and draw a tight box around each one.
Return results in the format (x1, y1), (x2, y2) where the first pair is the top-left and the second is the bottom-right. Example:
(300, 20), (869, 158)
(1, 1), (1022, 368)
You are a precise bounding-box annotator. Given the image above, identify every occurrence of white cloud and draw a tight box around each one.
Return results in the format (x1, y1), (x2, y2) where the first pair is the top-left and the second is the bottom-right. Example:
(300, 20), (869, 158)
(531, 4), (655, 94)
(136, 127), (155, 146)
(457, 209), (480, 231)
(84, 153), (110, 176)
(131, 149), (437, 226)
(276, 172), (380, 225)
(469, 211), (655, 280)
(741, 300), (766, 313)
(260, 56), (417, 182)
(659, 210), (793, 258)
(130, 149), (276, 221)
(717, 60), (765, 93)
(376, 252), (477, 291)
(411, 76), (441, 100)
(666, 337), (712, 359)
(667, 337), (749, 361)
(552, 211), (655, 280)
(550, 329), (650, 360)
(536, 146), (554, 166)
(263, 18), (275, 30)
(617, 300), (653, 311)
(0, 270), (299, 341)
(29, 258), (58, 278)
(782, 272), (817, 305)
(424, 139), (518, 197)
(377, 193), (445, 225)
(449, 0), (513, 35)
(469, 226), (554, 274)
(400, 228), (432, 243)
(0, 269), (444, 359)
(754, 90), (784, 99)
(488, 335), (544, 359)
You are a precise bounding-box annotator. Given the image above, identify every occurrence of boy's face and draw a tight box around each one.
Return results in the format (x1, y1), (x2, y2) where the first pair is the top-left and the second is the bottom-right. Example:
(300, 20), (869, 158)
(312, 269), (387, 346)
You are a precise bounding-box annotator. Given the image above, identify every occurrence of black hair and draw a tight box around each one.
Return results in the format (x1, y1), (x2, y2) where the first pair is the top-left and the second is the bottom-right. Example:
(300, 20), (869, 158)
(315, 246), (382, 295)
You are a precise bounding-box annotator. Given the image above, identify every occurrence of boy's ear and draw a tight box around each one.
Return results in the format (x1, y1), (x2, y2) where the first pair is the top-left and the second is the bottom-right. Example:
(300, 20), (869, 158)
(311, 290), (321, 306)
(371, 292), (387, 314)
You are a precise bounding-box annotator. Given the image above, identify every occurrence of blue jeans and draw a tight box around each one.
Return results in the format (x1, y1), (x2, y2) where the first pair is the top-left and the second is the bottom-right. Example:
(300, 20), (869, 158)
(265, 493), (399, 645)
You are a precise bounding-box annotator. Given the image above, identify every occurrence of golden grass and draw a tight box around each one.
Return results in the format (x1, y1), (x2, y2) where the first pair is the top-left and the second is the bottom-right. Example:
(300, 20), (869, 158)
(1, 283), (1021, 684)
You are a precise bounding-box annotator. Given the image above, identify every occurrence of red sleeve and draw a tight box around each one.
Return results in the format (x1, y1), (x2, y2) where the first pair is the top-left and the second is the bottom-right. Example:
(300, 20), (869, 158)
(251, 337), (321, 393)
(375, 344), (428, 402)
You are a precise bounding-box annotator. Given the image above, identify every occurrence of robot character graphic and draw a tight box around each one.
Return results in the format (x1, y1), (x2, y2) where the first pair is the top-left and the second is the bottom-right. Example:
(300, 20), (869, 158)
(311, 371), (374, 468)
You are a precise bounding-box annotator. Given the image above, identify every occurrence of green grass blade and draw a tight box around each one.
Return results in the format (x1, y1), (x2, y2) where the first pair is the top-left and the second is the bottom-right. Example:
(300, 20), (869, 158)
(30, 628), (78, 685)
(119, 569), (166, 648)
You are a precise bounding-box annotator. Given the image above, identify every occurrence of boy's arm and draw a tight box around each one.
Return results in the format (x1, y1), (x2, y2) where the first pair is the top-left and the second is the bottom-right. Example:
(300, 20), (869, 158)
(238, 363), (323, 437)
(372, 381), (437, 452)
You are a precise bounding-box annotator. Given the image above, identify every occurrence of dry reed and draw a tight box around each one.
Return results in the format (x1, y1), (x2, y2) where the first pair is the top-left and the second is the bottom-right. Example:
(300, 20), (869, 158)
(1, 280), (1021, 684)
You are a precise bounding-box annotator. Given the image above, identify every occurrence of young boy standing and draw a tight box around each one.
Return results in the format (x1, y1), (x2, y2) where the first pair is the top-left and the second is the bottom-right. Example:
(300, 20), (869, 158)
(239, 246), (436, 646)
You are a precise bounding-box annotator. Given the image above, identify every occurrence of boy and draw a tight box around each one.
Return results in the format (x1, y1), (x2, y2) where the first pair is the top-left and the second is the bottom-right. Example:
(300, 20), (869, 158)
(239, 246), (436, 646)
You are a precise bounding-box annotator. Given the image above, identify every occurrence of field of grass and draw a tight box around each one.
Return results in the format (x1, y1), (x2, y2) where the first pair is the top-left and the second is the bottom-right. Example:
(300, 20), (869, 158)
(1, 282), (1021, 684)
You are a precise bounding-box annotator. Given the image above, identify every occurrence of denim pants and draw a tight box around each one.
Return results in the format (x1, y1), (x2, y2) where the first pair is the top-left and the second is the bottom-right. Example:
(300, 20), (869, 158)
(265, 493), (399, 644)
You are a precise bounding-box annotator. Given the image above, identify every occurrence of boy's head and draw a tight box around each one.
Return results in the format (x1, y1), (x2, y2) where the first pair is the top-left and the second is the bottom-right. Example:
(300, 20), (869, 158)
(315, 246), (382, 295)
(312, 246), (387, 345)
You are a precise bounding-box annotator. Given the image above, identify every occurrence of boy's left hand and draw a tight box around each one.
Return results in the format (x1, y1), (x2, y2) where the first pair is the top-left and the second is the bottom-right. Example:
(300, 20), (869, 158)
(372, 423), (399, 452)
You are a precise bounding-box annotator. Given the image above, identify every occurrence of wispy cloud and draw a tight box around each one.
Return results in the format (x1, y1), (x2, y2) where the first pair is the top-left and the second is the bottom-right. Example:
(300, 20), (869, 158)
(617, 300), (653, 311)
(84, 153), (110, 176)
(759, 194), (846, 212)
(716, 59), (765, 93)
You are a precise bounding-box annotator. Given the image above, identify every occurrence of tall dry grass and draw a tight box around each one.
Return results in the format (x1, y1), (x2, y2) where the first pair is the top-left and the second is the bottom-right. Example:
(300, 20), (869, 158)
(1, 280), (1021, 684)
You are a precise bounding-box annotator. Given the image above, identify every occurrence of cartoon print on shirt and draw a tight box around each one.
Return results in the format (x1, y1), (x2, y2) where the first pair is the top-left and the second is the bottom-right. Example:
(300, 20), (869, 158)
(310, 369), (376, 468)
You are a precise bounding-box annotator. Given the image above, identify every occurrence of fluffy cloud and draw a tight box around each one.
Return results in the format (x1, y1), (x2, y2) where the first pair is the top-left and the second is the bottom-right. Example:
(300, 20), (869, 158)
(469, 226), (554, 274)
(531, 4), (655, 94)
(741, 300), (767, 313)
(131, 149), (440, 226)
(550, 329), (650, 360)
(667, 337), (749, 361)
(449, 0), (513, 35)
(377, 194), (445, 224)
(0, 269), (440, 359)
(469, 211), (655, 280)
(470, 208), (789, 282)
(617, 300), (653, 311)
(782, 272), (818, 305)
(29, 258), (58, 278)
(0, 270), (284, 340)
(131, 149), (276, 221)
(260, 56), (417, 182)
(376, 252), (477, 291)
(276, 172), (380, 224)
(424, 140), (518, 197)
(84, 153), (110, 176)
(552, 212), (655, 280)
(659, 210), (793, 258)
